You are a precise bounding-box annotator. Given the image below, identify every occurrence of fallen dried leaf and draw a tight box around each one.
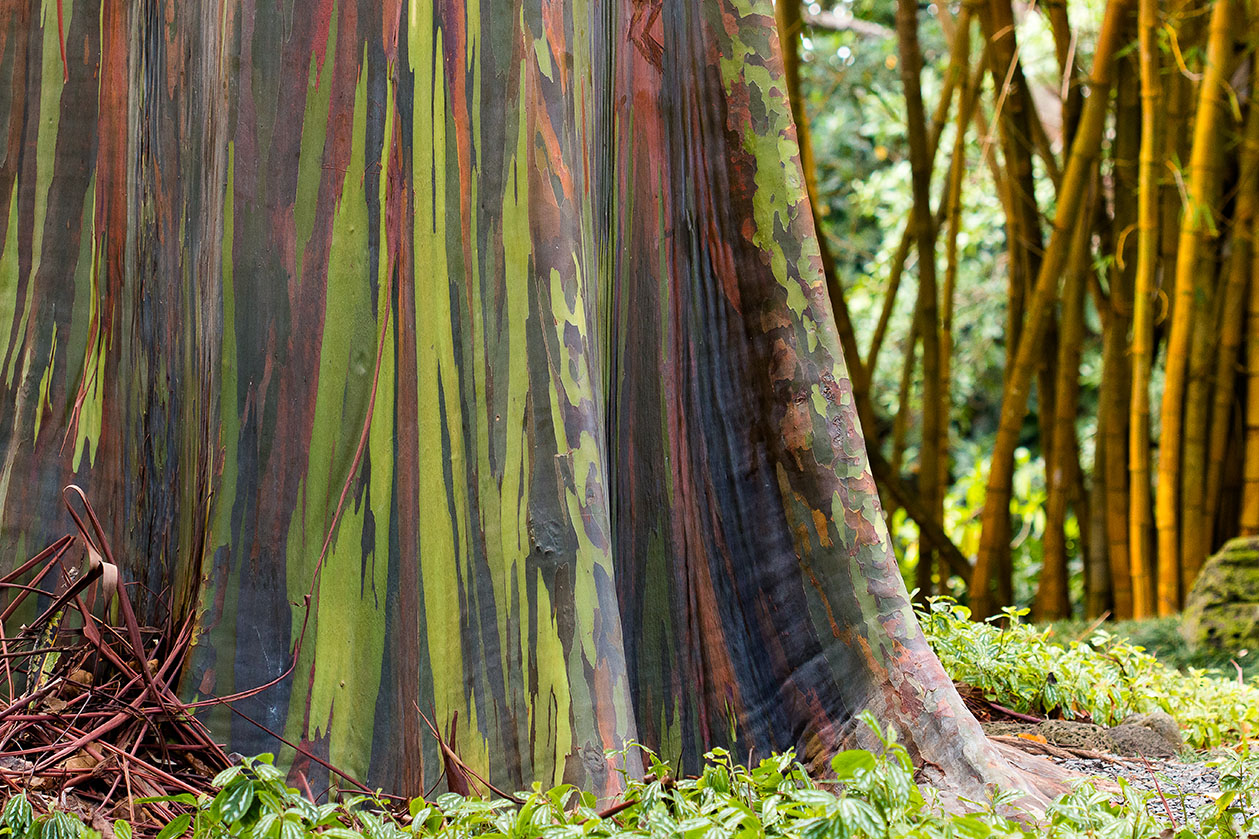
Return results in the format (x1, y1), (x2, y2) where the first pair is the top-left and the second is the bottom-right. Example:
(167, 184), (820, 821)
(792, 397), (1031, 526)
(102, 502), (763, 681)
(62, 751), (98, 772)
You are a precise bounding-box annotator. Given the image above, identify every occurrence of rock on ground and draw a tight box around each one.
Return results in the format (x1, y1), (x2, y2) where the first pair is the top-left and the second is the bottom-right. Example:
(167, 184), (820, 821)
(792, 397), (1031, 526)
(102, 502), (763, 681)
(981, 711), (1184, 759)
(1183, 536), (1259, 652)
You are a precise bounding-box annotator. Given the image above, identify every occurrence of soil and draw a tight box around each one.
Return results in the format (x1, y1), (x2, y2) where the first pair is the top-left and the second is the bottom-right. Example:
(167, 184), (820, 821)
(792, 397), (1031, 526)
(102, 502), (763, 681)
(982, 713), (1184, 759)
(982, 712), (1233, 826)
(1052, 753), (1223, 825)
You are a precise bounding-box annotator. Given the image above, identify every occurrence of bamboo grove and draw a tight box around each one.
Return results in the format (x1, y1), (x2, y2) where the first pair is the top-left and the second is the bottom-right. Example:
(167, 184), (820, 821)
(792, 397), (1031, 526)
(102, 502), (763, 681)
(781, 0), (1259, 621)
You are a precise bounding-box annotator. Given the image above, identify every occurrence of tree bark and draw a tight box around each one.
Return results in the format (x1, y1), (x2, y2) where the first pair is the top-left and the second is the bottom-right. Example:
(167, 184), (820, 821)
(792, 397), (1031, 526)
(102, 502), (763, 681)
(0, 0), (1061, 806)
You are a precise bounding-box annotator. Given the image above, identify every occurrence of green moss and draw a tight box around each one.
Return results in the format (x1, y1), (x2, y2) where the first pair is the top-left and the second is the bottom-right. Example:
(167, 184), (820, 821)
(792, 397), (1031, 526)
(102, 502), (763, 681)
(1183, 537), (1259, 654)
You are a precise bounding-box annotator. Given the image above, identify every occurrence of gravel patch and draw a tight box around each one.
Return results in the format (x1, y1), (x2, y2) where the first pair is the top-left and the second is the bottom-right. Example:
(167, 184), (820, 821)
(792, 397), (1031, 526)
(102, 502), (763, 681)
(1054, 755), (1224, 825)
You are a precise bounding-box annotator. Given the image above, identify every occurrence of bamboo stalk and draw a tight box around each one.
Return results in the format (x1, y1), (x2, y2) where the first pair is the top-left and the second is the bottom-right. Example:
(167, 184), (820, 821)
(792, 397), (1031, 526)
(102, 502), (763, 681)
(1243, 206), (1259, 532)
(897, 0), (944, 600)
(1203, 117), (1255, 552)
(866, 10), (975, 382)
(1101, 312), (1137, 618)
(938, 29), (976, 544)
(1156, 1), (1197, 333)
(1087, 409), (1114, 617)
(891, 321), (921, 478)
(1128, 0), (1162, 618)
(1095, 27), (1139, 621)
(1155, 0), (1235, 613)
(1241, 18), (1259, 535)
(971, 0), (1132, 618)
(972, 0), (1051, 612)
(1045, 0), (1085, 145)
(1188, 13), (1251, 580)
(1180, 240), (1227, 586)
(1035, 177), (1094, 621)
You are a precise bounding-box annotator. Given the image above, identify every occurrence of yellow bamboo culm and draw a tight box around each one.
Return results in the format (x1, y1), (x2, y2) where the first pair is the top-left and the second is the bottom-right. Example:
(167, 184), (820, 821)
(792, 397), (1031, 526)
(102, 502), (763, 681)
(1154, 0), (1235, 614)
(1244, 232), (1259, 534)
(1128, 0), (1161, 619)
(1202, 47), (1259, 558)
(970, 0), (1131, 618)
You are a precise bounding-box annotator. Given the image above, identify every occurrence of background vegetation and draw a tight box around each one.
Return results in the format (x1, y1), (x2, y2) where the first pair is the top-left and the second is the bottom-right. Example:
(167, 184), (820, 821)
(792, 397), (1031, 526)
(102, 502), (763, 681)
(782, 0), (1259, 621)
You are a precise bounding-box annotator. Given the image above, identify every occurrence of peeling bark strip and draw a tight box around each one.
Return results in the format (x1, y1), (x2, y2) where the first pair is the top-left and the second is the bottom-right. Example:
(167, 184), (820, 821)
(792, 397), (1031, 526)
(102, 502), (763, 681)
(0, 0), (1041, 802)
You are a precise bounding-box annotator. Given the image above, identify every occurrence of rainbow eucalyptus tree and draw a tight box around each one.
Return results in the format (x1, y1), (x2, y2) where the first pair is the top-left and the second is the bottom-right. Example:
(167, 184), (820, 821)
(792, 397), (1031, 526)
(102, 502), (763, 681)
(0, 0), (1051, 805)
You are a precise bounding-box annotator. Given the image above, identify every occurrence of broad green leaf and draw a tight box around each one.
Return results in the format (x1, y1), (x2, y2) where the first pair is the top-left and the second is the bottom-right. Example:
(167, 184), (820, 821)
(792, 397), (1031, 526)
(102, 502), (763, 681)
(215, 781), (255, 825)
(153, 815), (191, 839)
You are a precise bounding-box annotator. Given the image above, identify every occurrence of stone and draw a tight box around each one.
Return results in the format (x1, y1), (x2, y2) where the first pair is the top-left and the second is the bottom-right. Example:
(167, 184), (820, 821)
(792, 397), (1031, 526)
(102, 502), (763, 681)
(981, 719), (1113, 751)
(982, 712), (1186, 759)
(1036, 719), (1113, 750)
(1106, 711), (1183, 759)
(1182, 536), (1259, 652)
(1119, 711), (1182, 746)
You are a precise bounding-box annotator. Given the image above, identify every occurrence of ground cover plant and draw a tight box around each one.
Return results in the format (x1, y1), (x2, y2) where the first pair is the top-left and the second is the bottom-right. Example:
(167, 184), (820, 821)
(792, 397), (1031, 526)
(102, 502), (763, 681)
(10, 718), (1259, 839)
(15, 598), (1259, 837)
(921, 598), (1259, 749)
(1043, 617), (1259, 683)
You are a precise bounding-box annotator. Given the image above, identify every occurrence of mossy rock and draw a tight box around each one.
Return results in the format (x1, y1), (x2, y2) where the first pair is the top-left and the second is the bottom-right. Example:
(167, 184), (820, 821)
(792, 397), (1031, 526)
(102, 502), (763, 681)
(1183, 537), (1259, 652)
(981, 715), (1184, 757)
(1108, 712), (1183, 759)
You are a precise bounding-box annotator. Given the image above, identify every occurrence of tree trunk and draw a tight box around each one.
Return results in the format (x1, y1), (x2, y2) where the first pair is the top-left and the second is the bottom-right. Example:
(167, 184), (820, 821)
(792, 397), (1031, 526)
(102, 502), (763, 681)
(0, 0), (1061, 806)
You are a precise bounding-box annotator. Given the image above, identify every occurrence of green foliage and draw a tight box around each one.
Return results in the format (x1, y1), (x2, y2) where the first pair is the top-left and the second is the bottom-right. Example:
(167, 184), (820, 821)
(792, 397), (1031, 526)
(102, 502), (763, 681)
(801, 3), (1014, 431)
(21, 596), (1259, 839)
(921, 598), (1259, 749)
(893, 446), (1084, 605)
(1044, 616), (1259, 683)
(16, 716), (1259, 839)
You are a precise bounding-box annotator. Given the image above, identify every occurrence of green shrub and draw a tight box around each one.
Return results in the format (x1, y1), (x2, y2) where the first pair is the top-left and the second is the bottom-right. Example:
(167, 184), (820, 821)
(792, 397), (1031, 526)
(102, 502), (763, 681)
(10, 718), (1259, 839)
(21, 603), (1259, 839)
(1043, 616), (1259, 683)
(921, 598), (1259, 748)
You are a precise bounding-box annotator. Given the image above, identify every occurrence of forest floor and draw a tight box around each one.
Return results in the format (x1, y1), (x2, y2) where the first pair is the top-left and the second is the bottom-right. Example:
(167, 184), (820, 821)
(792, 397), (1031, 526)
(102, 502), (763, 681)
(1053, 753), (1224, 825)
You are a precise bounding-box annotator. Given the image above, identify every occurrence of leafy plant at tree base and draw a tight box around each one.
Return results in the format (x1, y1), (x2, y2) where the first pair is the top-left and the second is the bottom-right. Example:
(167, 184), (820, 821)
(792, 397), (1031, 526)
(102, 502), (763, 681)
(921, 598), (1259, 749)
(10, 715), (1259, 839)
(1045, 616), (1259, 683)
